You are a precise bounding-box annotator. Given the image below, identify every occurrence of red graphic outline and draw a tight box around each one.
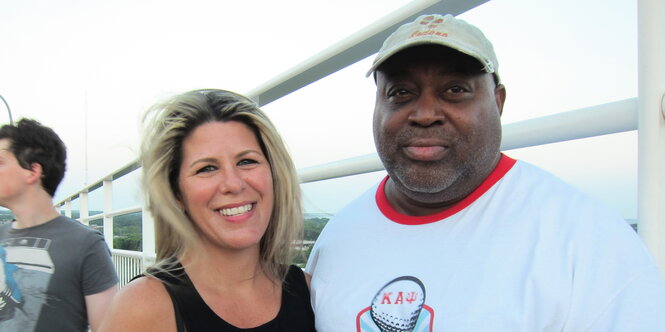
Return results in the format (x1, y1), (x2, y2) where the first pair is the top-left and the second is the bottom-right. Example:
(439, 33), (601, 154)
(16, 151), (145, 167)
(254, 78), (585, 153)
(355, 304), (435, 331)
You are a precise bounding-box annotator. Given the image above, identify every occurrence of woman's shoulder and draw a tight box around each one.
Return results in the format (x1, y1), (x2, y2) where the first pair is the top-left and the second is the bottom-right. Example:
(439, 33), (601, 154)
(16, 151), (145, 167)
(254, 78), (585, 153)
(123, 274), (173, 298)
(99, 276), (177, 332)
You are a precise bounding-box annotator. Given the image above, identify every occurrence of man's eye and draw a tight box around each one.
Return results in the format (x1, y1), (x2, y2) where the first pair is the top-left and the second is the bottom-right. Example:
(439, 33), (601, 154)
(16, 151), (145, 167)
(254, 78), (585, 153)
(388, 88), (410, 97)
(195, 165), (216, 174)
(447, 86), (467, 93)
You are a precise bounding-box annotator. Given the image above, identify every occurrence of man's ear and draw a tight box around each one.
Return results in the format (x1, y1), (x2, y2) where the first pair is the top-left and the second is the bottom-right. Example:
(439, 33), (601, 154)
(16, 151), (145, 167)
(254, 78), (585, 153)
(494, 84), (506, 116)
(26, 162), (43, 185)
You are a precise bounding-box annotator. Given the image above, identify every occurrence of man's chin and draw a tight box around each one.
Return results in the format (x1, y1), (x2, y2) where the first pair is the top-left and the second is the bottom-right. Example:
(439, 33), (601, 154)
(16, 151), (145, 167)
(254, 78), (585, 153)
(392, 170), (459, 195)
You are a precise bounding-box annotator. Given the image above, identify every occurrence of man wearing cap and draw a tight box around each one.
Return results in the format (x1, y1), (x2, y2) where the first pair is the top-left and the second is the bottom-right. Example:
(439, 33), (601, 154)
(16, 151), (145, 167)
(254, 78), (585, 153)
(305, 14), (665, 331)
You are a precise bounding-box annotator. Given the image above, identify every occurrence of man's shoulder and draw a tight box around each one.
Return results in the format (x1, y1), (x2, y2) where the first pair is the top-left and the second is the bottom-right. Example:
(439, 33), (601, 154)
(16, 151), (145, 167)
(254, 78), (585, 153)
(509, 159), (562, 180)
(507, 159), (585, 195)
(53, 215), (98, 230)
(308, 181), (382, 250)
(39, 215), (105, 244)
(507, 159), (628, 227)
(330, 181), (382, 221)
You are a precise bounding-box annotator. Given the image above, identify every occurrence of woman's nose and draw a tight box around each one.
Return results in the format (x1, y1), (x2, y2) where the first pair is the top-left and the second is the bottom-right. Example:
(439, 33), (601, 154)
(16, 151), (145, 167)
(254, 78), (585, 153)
(218, 169), (245, 194)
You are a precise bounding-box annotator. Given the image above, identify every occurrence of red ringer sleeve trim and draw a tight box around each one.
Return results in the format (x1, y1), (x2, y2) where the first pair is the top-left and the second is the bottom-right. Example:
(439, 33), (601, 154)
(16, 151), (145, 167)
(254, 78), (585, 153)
(376, 154), (517, 225)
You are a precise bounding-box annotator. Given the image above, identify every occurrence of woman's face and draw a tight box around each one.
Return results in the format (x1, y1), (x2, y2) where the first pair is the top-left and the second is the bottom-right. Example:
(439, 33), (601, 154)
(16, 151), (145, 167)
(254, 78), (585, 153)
(177, 121), (274, 252)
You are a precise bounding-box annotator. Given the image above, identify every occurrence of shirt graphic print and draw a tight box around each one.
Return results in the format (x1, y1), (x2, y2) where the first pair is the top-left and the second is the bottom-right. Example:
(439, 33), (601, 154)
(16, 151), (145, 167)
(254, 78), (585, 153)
(0, 237), (54, 331)
(356, 276), (434, 332)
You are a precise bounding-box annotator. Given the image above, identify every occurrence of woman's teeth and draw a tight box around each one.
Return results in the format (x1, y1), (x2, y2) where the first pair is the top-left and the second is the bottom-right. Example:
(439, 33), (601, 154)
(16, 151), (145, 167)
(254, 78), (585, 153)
(219, 204), (252, 216)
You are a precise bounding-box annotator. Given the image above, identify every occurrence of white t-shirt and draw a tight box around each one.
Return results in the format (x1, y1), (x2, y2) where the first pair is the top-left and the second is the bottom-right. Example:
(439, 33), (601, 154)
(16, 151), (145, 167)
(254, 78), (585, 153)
(306, 155), (665, 331)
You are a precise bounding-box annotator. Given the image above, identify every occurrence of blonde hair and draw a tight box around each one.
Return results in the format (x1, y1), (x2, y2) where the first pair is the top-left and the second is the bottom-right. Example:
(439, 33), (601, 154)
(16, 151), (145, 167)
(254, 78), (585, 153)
(141, 89), (302, 280)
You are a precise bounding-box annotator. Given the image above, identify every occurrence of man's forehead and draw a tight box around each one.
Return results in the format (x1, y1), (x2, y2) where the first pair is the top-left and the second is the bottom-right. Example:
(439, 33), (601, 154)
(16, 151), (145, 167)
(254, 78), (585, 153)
(0, 138), (12, 151)
(376, 45), (485, 78)
(378, 63), (484, 80)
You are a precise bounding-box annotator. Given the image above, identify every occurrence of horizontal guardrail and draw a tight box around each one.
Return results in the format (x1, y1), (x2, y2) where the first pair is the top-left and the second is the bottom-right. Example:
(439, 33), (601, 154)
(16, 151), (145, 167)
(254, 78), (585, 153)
(297, 98), (637, 183)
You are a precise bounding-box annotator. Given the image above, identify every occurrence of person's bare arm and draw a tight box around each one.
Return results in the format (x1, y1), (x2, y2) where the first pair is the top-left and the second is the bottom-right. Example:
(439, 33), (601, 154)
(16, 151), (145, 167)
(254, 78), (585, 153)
(305, 272), (312, 289)
(98, 277), (176, 332)
(85, 285), (118, 331)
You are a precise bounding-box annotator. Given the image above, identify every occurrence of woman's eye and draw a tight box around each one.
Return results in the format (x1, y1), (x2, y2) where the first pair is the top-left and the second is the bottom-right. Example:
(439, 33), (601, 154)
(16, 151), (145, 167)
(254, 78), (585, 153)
(237, 159), (258, 166)
(195, 165), (216, 174)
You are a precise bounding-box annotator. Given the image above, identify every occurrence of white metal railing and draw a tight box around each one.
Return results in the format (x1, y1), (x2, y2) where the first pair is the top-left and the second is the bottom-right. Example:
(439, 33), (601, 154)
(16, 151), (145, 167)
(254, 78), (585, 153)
(55, 0), (665, 283)
(111, 249), (142, 287)
(111, 249), (155, 287)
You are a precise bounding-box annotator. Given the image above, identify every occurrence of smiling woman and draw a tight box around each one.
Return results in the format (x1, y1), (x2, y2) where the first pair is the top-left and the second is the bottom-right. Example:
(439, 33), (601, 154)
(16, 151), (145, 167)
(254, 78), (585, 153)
(98, 89), (315, 332)
(177, 121), (275, 253)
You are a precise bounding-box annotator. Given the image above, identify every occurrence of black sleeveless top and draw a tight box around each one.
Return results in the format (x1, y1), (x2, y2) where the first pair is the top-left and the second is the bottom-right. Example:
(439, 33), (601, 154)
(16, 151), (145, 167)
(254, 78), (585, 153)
(152, 264), (316, 332)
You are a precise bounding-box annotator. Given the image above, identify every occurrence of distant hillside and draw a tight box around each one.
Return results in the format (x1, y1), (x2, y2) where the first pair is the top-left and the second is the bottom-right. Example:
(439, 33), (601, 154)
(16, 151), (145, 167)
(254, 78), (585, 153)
(64, 210), (329, 257)
(304, 212), (333, 219)
(304, 217), (328, 241)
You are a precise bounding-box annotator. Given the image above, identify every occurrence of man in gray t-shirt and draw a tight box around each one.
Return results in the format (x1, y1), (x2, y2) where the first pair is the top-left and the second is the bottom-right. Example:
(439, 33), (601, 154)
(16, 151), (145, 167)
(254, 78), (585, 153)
(0, 119), (118, 332)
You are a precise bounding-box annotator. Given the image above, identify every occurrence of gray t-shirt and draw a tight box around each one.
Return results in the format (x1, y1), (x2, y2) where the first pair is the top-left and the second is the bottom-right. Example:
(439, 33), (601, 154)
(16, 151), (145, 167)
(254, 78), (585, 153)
(0, 216), (118, 332)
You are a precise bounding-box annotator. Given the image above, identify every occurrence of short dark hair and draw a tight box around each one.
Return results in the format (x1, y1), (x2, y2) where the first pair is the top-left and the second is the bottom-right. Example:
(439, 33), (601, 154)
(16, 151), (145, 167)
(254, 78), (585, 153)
(0, 118), (67, 196)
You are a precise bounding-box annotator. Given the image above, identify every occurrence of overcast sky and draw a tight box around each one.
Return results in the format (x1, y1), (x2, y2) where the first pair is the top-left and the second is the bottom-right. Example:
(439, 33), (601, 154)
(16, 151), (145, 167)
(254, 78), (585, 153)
(1, 0), (639, 218)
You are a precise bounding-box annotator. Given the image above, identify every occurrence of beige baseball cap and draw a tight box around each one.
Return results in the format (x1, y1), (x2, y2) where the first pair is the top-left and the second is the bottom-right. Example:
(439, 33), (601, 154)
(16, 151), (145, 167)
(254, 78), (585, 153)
(366, 14), (500, 83)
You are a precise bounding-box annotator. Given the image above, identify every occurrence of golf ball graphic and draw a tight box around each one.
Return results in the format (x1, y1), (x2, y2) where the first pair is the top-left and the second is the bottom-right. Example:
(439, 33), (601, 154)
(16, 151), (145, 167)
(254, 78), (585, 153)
(370, 276), (425, 332)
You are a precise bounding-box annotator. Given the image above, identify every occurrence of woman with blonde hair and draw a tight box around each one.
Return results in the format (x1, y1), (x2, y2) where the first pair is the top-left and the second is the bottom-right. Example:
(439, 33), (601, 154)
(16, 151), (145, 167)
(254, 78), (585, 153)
(100, 89), (315, 331)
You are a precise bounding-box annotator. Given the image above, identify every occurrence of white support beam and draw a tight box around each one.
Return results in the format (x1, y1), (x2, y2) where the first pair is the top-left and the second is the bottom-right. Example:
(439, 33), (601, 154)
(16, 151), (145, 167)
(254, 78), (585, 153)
(103, 180), (114, 250)
(501, 99), (637, 150)
(245, 0), (489, 106)
(64, 200), (72, 218)
(299, 153), (384, 184)
(141, 206), (156, 267)
(80, 192), (89, 226)
(637, 0), (665, 275)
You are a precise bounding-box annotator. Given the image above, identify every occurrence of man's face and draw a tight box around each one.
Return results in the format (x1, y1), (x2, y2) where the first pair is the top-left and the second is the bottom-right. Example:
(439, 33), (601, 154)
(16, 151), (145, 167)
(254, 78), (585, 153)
(0, 139), (31, 208)
(373, 46), (505, 208)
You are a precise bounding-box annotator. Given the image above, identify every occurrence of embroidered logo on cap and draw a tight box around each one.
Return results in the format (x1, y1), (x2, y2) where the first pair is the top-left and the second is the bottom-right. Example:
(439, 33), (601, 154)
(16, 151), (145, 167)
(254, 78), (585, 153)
(411, 16), (448, 38)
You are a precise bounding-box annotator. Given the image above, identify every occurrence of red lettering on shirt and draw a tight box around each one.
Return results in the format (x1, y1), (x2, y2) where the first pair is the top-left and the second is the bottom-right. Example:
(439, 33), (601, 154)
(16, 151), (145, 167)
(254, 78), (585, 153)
(394, 292), (404, 304)
(406, 292), (418, 304)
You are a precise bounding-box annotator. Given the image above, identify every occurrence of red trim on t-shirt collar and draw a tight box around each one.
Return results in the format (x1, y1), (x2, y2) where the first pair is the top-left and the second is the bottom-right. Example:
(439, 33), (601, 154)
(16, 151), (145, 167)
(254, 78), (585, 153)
(376, 154), (517, 225)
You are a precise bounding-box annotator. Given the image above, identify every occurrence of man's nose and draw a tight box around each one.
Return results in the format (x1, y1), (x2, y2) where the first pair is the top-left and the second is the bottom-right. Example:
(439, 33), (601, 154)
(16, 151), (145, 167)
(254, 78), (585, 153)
(408, 94), (445, 127)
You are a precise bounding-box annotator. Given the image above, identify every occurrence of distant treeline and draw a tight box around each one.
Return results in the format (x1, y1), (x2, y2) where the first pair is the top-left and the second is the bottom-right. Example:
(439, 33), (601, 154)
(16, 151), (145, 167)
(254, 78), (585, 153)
(304, 217), (329, 241)
(88, 212), (142, 251)
(87, 212), (329, 259)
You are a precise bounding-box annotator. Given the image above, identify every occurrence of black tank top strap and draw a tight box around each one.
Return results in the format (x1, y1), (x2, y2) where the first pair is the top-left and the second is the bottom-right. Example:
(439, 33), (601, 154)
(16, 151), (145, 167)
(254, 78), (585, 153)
(154, 263), (225, 331)
(147, 264), (189, 332)
(279, 265), (316, 331)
